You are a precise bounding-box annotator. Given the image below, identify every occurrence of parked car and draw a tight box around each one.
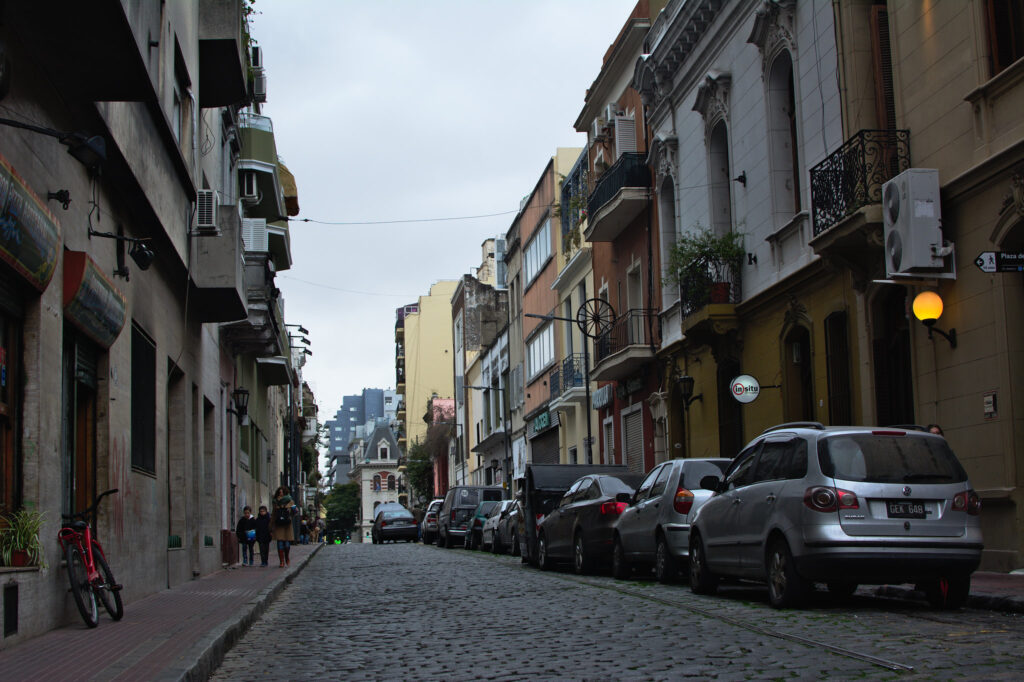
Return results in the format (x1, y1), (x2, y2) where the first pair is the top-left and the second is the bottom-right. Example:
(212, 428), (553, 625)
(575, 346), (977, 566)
(421, 498), (444, 545)
(437, 486), (503, 548)
(536, 472), (644, 574)
(612, 458), (732, 582)
(481, 500), (515, 552)
(494, 498), (522, 555)
(371, 507), (418, 544)
(373, 501), (406, 519)
(465, 500), (503, 549)
(518, 464), (634, 565)
(688, 423), (983, 609)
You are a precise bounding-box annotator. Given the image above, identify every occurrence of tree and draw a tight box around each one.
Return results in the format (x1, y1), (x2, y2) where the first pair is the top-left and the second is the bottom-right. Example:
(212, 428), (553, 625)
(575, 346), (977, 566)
(323, 482), (360, 537)
(405, 440), (434, 508)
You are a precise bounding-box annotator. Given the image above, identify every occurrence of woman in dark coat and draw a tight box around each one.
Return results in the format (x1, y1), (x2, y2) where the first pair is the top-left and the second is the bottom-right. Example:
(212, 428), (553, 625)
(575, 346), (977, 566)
(254, 505), (273, 567)
(235, 506), (257, 566)
(271, 486), (297, 567)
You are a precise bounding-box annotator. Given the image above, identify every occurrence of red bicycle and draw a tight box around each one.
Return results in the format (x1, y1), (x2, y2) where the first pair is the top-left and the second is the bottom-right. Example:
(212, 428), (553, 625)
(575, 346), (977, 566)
(57, 488), (124, 627)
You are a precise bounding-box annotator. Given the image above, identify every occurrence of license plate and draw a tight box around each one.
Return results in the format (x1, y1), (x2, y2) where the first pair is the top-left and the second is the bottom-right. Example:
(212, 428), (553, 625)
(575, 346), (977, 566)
(886, 501), (925, 519)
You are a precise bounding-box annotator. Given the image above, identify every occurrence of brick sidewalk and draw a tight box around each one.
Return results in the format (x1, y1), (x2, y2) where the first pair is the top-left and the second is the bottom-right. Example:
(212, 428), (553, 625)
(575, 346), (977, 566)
(0, 543), (323, 682)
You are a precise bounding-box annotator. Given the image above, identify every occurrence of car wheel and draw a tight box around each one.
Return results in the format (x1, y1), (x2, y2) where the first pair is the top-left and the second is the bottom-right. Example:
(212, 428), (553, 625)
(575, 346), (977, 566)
(655, 534), (678, 584)
(573, 531), (592, 575)
(511, 531), (520, 557)
(611, 536), (631, 580)
(826, 581), (858, 599)
(689, 534), (718, 595)
(766, 537), (809, 608)
(537, 532), (553, 571)
(925, 575), (970, 610)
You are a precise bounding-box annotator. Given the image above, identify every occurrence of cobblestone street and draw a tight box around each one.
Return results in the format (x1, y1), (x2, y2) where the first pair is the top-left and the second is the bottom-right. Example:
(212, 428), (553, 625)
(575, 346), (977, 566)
(212, 544), (1024, 681)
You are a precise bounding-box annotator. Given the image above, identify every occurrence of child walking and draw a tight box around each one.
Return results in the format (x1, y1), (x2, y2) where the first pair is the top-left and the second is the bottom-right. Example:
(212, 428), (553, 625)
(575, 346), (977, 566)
(255, 505), (272, 567)
(235, 506), (257, 566)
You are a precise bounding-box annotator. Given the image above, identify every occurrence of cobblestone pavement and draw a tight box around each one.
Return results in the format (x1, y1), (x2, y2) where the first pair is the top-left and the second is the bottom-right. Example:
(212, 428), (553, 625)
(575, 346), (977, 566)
(212, 543), (1024, 681)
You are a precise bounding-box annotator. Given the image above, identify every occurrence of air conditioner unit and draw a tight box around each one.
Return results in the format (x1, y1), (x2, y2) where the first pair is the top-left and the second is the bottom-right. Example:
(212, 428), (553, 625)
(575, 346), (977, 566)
(250, 45), (263, 69)
(881, 168), (943, 276)
(252, 69), (267, 103)
(196, 189), (218, 232)
(589, 118), (606, 143)
(604, 103), (621, 123)
(241, 170), (258, 201)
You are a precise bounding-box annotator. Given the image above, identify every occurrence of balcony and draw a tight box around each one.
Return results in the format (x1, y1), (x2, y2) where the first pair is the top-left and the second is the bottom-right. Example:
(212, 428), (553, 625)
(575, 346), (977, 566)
(198, 0), (247, 107)
(239, 113), (286, 221)
(809, 130), (910, 271)
(222, 289), (286, 357)
(585, 153), (651, 243)
(592, 309), (659, 382)
(549, 354), (587, 406)
(191, 204), (246, 322)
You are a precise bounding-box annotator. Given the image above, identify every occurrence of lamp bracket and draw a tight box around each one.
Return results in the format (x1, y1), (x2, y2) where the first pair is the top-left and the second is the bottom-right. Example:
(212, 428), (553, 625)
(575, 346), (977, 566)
(47, 190), (71, 210)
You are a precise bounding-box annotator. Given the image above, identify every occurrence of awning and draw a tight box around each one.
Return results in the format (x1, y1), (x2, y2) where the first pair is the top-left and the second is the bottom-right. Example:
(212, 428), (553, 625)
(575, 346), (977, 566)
(256, 356), (293, 386)
(0, 152), (60, 292)
(63, 251), (127, 349)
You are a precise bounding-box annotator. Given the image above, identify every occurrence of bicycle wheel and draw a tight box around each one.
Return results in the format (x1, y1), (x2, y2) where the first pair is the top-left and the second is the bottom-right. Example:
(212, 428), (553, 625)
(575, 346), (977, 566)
(91, 542), (124, 621)
(65, 543), (98, 628)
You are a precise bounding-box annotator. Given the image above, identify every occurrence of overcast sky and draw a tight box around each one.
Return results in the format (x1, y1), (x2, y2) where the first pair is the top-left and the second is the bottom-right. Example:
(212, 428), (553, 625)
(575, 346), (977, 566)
(254, 1), (635, 434)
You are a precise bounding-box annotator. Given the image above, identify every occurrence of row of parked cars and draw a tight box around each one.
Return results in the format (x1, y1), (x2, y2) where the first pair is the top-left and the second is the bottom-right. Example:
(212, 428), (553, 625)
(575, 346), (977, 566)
(423, 423), (983, 610)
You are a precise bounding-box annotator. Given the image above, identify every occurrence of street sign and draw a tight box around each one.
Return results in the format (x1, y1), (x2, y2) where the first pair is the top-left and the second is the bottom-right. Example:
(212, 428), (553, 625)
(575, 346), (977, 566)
(975, 251), (1024, 273)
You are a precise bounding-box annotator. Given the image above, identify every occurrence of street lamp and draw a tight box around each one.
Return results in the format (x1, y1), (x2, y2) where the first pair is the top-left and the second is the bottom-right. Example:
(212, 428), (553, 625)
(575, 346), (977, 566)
(912, 291), (957, 349)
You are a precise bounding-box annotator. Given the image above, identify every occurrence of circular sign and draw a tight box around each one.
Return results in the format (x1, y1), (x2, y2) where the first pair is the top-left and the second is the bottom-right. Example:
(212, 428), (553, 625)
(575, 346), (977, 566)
(730, 374), (760, 404)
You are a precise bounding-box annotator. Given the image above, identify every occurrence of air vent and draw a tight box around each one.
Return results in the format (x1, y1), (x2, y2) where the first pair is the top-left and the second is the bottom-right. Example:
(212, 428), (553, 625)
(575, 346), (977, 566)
(196, 190), (218, 232)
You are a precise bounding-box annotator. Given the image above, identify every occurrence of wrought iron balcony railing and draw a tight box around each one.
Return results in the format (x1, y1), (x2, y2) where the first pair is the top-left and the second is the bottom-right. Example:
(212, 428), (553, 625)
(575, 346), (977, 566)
(678, 266), (741, 318)
(587, 152), (651, 219)
(809, 129), (910, 236)
(595, 309), (660, 365)
(549, 353), (586, 401)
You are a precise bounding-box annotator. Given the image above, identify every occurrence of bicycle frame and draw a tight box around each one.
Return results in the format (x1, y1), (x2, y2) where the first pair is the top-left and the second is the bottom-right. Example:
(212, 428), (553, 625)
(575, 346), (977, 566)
(57, 524), (100, 583)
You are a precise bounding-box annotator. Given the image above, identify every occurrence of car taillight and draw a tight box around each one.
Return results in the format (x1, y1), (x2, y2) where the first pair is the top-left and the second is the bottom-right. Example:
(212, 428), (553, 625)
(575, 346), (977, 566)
(535, 513), (544, 530)
(673, 487), (694, 515)
(953, 490), (981, 516)
(380, 520), (387, 527)
(804, 486), (859, 512)
(599, 501), (627, 515)
(451, 510), (457, 522)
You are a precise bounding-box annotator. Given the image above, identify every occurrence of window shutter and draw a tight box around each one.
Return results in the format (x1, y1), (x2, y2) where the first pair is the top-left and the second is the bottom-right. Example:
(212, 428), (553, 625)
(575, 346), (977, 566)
(870, 7), (896, 131)
(241, 218), (268, 252)
(624, 410), (644, 473)
(614, 116), (637, 158)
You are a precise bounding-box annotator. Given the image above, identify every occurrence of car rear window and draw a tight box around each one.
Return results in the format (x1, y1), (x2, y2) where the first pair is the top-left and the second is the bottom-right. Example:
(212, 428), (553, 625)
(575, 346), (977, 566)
(382, 511), (413, 521)
(479, 501), (500, 516)
(818, 434), (967, 483)
(456, 489), (481, 507)
(598, 476), (641, 496)
(681, 461), (730, 489)
(482, 489), (503, 502)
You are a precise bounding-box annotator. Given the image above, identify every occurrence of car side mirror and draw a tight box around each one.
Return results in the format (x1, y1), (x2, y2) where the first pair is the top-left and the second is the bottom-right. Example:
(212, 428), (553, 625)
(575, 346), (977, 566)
(615, 492), (632, 504)
(700, 475), (723, 492)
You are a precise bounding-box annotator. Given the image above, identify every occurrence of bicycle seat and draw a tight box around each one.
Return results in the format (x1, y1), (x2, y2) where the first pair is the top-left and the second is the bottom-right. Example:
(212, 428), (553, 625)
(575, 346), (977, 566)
(69, 520), (88, 532)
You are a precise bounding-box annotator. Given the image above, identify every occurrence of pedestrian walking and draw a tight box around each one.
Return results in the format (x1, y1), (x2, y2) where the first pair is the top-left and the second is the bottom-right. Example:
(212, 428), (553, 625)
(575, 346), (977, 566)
(255, 505), (272, 566)
(235, 506), (256, 566)
(927, 423), (944, 435)
(271, 486), (297, 567)
(299, 515), (309, 545)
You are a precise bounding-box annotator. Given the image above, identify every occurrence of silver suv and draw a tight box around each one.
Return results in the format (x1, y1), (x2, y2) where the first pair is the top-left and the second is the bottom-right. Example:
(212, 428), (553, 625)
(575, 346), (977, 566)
(689, 424), (982, 609)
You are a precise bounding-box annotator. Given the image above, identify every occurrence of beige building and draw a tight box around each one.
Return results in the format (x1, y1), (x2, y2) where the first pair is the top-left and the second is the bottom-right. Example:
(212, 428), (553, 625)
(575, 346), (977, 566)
(396, 280), (458, 454)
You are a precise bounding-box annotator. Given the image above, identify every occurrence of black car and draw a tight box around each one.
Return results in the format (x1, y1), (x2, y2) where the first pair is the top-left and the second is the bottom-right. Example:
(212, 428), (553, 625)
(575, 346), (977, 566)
(536, 472), (644, 574)
(437, 486), (504, 548)
(371, 508), (418, 544)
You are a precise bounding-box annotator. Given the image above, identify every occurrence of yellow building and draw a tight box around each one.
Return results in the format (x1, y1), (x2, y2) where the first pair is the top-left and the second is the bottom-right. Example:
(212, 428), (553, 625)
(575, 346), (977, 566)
(397, 280), (458, 453)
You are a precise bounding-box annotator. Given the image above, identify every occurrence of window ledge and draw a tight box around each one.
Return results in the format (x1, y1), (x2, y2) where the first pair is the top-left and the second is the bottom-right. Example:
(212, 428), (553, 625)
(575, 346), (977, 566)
(965, 57), (1024, 105)
(765, 210), (809, 245)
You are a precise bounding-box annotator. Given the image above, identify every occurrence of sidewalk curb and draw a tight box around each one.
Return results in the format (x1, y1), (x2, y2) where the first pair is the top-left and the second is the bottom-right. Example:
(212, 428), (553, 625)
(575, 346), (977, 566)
(871, 585), (1024, 613)
(164, 543), (324, 682)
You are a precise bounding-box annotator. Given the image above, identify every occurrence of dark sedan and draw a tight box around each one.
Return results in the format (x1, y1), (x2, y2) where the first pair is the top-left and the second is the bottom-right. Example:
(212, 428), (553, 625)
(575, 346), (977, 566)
(536, 473), (643, 574)
(372, 509), (418, 543)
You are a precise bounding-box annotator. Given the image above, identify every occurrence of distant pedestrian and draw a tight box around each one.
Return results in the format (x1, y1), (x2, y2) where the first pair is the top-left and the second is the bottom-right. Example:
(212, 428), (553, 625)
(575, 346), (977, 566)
(271, 486), (297, 567)
(927, 423), (944, 436)
(235, 506), (256, 566)
(299, 515), (309, 545)
(254, 505), (272, 566)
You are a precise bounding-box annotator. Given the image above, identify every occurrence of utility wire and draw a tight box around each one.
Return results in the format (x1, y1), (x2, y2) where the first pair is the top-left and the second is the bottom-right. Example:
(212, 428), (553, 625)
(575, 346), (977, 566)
(278, 274), (415, 298)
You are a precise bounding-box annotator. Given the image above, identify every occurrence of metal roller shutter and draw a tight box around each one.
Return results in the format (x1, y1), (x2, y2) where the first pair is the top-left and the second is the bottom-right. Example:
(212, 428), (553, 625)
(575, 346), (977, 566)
(624, 410), (643, 473)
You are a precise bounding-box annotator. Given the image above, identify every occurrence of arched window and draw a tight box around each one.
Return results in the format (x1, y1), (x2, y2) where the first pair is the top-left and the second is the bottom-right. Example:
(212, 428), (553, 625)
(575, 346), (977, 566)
(766, 51), (800, 225)
(372, 475), (381, 491)
(708, 121), (733, 237)
(387, 475), (396, 491)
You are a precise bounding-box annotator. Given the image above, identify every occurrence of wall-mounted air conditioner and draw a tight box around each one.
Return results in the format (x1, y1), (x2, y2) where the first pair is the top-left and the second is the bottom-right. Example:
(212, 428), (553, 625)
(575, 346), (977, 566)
(250, 45), (263, 69)
(196, 189), (218, 232)
(882, 168), (944, 276)
(589, 118), (606, 144)
(604, 103), (621, 124)
(252, 69), (267, 103)
(241, 170), (258, 201)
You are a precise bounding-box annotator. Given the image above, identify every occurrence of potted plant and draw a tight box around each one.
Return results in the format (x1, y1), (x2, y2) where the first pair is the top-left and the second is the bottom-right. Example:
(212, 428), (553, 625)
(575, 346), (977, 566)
(666, 225), (745, 311)
(0, 508), (46, 568)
